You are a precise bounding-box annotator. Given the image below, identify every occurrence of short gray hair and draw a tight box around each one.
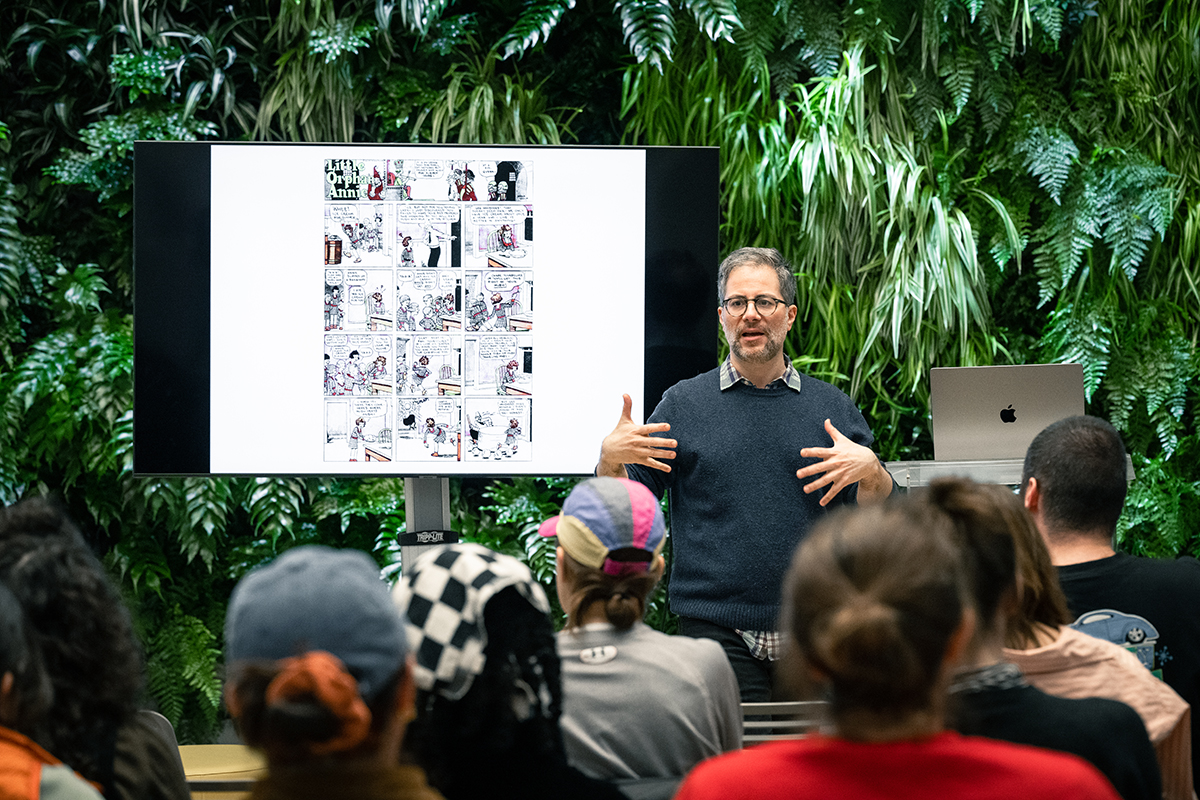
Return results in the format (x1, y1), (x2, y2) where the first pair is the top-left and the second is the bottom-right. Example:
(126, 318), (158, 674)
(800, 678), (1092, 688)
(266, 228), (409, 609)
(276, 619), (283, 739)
(717, 247), (796, 307)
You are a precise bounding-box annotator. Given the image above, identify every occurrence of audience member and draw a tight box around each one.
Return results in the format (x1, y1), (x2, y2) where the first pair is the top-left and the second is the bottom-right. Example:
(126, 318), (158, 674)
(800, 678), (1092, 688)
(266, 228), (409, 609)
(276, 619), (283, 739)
(0, 580), (103, 799)
(394, 543), (624, 800)
(991, 465), (1196, 800)
(540, 477), (740, 794)
(0, 498), (189, 800)
(223, 545), (441, 800)
(1023, 414), (1200, 795)
(928, 478), (1160, 800)
(674, 499), (1121, 800)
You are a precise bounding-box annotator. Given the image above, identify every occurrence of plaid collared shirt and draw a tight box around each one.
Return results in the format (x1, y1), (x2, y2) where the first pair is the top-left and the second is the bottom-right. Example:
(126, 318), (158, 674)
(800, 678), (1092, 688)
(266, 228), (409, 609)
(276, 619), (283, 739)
(719, 357), (803, 393)
(737, 628), (784, 661)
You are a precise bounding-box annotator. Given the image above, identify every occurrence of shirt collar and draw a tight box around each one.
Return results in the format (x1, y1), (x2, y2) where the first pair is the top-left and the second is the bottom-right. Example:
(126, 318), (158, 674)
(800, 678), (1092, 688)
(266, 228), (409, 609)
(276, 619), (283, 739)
(720, 356), (802, 392)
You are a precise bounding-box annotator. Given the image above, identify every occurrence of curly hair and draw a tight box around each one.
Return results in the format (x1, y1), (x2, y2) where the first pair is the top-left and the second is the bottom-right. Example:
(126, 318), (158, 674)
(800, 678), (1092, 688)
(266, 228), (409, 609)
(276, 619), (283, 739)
(0, 499), (143, 788)
(0, 580), (52, 733)
(404, 587), (568, 799)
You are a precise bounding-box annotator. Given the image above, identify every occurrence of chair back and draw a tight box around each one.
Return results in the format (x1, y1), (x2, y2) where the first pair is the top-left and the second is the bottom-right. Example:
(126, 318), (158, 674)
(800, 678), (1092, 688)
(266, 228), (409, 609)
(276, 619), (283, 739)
(741, 701), (828, 744)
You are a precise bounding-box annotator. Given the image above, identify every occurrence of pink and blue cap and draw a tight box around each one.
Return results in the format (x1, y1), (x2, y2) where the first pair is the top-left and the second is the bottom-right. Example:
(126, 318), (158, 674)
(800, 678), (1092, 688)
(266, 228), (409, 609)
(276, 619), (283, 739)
(538, 477), (666, 577)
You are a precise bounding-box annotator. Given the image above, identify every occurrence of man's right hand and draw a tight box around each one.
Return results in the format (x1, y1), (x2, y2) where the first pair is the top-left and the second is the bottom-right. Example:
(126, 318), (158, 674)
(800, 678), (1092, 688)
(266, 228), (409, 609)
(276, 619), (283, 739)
(597, 394), (676, 477)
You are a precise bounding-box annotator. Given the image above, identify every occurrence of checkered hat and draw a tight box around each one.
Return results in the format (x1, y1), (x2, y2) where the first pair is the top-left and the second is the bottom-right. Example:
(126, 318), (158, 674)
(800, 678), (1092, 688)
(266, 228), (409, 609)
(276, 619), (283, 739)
(538, 477), (665, 576)
(393, 543), (550, 700)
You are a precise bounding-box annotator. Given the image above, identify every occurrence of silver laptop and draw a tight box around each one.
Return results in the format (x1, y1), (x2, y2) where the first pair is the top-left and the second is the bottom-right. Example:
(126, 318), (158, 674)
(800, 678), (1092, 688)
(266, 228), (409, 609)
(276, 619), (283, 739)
(930, 364), (1085, 461)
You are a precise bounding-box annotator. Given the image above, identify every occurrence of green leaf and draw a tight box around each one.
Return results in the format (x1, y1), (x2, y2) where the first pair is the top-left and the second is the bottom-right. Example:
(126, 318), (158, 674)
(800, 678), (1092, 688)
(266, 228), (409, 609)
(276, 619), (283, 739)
(614, 0), (677, 72)
(685, 0), (742, 44)
(498, 0), (577, 58)
(1012, 122), (1079, 204)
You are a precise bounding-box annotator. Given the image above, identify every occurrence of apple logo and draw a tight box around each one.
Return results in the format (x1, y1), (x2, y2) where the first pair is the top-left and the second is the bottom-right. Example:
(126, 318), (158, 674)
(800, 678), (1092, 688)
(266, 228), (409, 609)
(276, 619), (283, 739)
(1000, 405), (1016, 423)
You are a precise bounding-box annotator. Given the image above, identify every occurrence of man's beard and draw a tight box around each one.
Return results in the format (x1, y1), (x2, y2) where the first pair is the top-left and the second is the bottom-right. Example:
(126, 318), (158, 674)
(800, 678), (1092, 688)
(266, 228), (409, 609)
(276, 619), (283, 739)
(730, 327), (784, 364)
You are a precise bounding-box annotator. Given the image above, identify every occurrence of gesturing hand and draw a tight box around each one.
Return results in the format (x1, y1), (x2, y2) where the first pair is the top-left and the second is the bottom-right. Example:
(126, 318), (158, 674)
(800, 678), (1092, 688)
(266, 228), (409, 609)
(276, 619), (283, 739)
(796, 418), (886, 506)
(598, 394), (676, 477)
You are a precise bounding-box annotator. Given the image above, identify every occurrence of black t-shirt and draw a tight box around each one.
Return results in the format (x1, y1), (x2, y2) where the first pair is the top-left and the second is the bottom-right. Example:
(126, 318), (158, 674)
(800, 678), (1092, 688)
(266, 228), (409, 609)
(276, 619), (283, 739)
(1058, 553), (1200, 794)
(953, 683), (1161, 800)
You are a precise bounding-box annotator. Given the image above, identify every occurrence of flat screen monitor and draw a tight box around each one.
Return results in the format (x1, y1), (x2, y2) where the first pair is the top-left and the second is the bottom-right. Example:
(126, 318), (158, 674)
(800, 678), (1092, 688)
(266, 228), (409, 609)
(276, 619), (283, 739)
(133, 143), (718, 476)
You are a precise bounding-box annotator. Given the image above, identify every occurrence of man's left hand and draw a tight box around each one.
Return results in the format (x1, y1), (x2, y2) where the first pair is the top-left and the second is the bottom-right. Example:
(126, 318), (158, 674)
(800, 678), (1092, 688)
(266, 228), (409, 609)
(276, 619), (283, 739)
(797, 419), (893, 506)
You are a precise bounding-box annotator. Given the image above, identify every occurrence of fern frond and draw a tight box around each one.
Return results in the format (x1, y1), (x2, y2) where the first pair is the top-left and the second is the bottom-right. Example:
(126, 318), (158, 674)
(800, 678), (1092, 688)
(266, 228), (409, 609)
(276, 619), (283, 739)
(392, 0), (453, 34)
(498, 0), (577, 59)
(790, 0), (841, 78)
(1039, 302), (1112, 399)
(904, 70), (946, 136)
(1012, 122), (1078, 203)
(1093, 154), (1176, 281)
(1031, 0), (1063, 46)
(685, 0), (742, 43)
(249, 477), (308, 545)
(731, 0), (775, 78)
(939, 49), (976, 114)
(615, 0), (677, 72)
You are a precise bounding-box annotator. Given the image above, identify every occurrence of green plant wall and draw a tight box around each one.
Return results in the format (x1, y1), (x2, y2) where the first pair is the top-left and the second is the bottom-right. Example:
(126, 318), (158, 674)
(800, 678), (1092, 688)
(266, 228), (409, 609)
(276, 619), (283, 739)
(1, 0), (1197, 742)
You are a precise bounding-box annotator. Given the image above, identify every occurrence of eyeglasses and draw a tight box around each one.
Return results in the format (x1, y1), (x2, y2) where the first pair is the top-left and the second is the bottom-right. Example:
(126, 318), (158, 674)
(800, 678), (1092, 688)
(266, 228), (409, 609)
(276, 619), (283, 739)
(721, 295), (787, 317)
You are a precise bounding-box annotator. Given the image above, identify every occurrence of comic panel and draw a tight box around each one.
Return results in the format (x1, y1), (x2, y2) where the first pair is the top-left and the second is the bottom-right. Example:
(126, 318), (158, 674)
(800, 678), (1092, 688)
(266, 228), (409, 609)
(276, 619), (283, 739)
(386, 159), (532, 203)
(397, 334), (463, 397)
(324, 397), (393, 462)
(324, 334), (393, 396)
(395, 269), (461, 332)
(463, 397), (531, 462)
(323, 270), (347, 331)
(395, 204), (460, 269)
(464, 205), (534, 269)
(464, 270), (533, 332)
(324, 203), (393, 267)
(395, 397), (461, 461)
(335, 267), (393, 332)
(464, 334), (532, 397)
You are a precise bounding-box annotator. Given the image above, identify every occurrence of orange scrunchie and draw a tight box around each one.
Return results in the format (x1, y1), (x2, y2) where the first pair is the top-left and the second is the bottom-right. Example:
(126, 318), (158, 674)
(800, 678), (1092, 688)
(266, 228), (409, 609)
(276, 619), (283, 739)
(264, 651), (373, 755)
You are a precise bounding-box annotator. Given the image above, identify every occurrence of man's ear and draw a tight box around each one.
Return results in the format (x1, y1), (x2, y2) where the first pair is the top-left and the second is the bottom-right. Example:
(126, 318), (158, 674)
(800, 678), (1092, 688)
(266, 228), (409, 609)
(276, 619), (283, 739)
(1023, 477), (1041, 514)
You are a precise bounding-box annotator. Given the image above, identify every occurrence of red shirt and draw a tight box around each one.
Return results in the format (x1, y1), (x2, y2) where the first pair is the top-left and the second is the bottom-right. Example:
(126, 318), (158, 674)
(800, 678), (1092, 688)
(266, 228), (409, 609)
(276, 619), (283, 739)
(674, 731), (1121, 800)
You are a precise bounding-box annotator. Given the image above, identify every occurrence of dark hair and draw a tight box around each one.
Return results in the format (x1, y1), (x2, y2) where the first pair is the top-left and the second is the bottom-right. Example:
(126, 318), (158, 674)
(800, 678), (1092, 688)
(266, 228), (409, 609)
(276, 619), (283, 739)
(405, 587), (567, 799)
(0, 500), (143, 787)
(784, 501), (966, 722)
(1002, 497), (1073, 647)
(559, 549), (659, 631)
(227, 663), (402, 764)
(717, 247), (797, 307)
(0, 581), (52, 732)
(1021, 415), (1128, 536)
(922, 479), (1019, 641)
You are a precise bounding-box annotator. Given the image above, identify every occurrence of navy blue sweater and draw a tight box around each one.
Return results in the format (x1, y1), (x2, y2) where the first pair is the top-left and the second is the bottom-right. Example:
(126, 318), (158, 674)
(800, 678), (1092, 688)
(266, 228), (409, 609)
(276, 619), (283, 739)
(626, 367), (878, 631)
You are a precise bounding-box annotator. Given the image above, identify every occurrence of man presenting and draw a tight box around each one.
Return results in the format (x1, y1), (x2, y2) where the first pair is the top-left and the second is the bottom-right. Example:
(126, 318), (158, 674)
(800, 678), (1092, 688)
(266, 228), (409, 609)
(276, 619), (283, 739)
(597, 247), (894, 701)
(1022, 414), (1200, 795)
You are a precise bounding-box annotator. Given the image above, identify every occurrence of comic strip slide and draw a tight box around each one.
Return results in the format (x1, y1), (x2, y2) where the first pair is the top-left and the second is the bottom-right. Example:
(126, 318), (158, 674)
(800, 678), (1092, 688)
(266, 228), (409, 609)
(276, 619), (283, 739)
(397, 334), (463, 397)
(324, 334), (393, 397)
(325, 267), (393, 332)
(395, 397), (462, 461)
(324, 159), (393, 202)
(395, 268), (461, 332)
(395, 204), (460, 270)
(464, 334), (532, 397)
(464, 270), (533, 332)
(464, 205), (534, 269)
(324, 203), (393, 267)
(325, 397), (393, 462)
(463, 397), (531, 462)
